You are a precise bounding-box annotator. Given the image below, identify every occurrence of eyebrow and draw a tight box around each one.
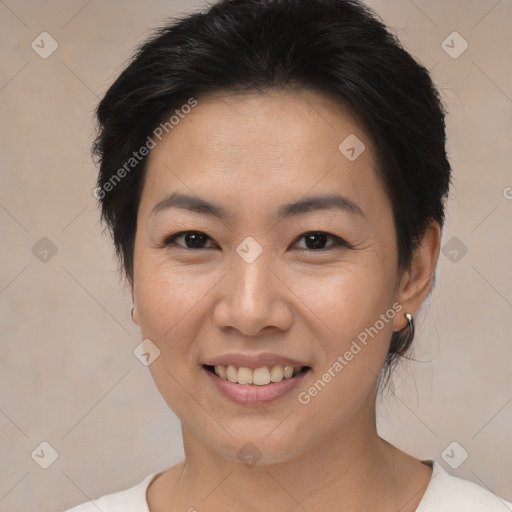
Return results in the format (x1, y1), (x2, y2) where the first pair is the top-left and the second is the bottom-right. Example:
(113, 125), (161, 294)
(151, 192), (365, 219)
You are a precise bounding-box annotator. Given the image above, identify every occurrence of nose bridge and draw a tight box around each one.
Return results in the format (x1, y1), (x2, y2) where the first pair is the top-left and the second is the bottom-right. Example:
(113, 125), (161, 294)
(231, 237), (275, 306)
(213, 235), (290, 335)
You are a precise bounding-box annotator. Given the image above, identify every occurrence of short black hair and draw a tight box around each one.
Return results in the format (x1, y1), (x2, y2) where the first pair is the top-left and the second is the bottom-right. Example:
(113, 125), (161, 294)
(92, 0), (451, 387)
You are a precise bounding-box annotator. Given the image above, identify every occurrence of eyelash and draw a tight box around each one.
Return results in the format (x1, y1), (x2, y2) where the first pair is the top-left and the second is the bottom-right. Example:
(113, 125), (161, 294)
(157, 230), (354, 252)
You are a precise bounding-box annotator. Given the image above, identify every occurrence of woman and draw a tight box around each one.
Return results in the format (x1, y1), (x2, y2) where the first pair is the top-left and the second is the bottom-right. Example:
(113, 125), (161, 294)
(66, 0), (511, 510)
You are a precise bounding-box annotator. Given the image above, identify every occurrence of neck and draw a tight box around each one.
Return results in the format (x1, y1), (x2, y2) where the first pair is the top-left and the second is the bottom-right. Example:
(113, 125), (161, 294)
(164, 389), (421, 512)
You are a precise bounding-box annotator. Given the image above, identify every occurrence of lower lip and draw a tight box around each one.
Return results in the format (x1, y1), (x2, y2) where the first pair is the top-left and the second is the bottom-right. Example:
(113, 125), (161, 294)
(203, 367), (310, 405)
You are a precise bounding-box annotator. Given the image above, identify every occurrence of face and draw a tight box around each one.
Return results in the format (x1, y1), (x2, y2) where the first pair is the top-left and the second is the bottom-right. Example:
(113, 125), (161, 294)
(132, 89), (407, 465)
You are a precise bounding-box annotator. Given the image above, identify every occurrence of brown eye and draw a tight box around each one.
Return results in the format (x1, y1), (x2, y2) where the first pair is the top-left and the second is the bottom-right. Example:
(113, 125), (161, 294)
(293, 232), (353, 251)
(161, 231), (216, 249)
(159, 230), (352, 252)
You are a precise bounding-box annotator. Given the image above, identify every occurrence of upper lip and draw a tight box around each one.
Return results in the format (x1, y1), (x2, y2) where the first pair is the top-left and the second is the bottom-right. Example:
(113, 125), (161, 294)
(203, 353), (309, 369)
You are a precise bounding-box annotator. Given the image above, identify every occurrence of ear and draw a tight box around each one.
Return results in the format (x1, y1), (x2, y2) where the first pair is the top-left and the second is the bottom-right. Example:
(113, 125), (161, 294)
(393, 220), (441, 331)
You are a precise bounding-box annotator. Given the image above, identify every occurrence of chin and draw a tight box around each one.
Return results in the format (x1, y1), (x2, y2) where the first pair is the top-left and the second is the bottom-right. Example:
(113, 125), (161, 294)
(196, 421), (316, 468)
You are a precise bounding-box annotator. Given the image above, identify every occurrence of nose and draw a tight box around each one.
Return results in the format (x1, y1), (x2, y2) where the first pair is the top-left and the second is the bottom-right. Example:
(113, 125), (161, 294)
(212, 248), (293, 337)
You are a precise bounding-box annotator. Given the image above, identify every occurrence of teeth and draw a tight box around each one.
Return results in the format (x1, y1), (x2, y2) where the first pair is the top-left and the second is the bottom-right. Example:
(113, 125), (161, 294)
(252, 367), (270, 385)
(270, 365), (284, 382)
(217, 365), (227, 380)
(212, 364), (305, 385)
(226, 365), (238, 383)
(237, 367), (253, 385)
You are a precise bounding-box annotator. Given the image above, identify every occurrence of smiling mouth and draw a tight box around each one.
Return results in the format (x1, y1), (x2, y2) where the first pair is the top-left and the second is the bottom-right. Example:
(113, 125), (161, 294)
(203, 364), (311, 385)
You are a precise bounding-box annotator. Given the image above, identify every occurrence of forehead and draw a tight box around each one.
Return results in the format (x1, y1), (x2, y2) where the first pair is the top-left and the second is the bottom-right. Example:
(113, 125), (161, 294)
(139, 88), (387, 221)
(151, 88), (367, 164)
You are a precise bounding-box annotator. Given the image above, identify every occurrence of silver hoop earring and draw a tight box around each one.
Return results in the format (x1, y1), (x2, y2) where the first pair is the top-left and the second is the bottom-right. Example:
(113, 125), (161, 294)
(404, 312), (414, 336)
(130, 305), (135, 321)
(392, 312), (414, 334)
(388, 312), (415, 359)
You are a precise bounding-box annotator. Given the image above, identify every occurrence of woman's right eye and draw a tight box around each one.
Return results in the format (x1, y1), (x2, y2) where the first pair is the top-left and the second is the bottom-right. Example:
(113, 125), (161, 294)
(160, 231), (216, 250)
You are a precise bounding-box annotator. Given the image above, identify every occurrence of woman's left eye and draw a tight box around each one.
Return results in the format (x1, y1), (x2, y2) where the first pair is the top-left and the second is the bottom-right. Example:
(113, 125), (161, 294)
(159, 230), (353, 251)
(292, 231), (353, 251)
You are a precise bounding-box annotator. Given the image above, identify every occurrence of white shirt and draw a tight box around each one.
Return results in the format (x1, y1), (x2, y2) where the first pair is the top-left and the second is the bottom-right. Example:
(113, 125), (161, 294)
(64, 460), (512, 511)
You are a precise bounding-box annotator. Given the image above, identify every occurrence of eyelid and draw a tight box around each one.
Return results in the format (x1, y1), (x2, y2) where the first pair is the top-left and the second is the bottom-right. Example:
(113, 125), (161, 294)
(292, 232), (355, 251)
(158, 230), (354, 251)
(157, 231), (217, 249)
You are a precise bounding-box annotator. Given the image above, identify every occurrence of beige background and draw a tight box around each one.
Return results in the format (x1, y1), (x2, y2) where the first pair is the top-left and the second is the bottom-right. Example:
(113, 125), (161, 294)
(0, 0), (511, 510)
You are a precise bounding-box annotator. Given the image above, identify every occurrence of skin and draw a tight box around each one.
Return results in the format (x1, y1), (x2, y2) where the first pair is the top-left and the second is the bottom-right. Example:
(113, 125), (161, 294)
(131, 88), (440, 512)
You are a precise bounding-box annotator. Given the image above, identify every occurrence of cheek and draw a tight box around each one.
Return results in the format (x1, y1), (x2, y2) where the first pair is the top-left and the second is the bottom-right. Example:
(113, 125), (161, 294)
(294, 260), (399, 400)
(134, 261), (215, 417)
(301, 261), (397, 337)
(138, 269), (204, 318)
(133, 255), (213, 356)
(292, 269), (398, 423)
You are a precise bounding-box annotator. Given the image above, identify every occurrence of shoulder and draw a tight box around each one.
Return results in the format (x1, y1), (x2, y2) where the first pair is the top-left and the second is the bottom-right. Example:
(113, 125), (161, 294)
(61, 472), (160, 512)
(417, 461), (512, 511)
